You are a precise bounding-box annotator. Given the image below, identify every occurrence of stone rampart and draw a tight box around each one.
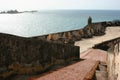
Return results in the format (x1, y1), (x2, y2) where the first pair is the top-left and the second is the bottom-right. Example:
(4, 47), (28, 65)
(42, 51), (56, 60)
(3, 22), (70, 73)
(0, 33), (79, 79)
(93, 37), (120, 80)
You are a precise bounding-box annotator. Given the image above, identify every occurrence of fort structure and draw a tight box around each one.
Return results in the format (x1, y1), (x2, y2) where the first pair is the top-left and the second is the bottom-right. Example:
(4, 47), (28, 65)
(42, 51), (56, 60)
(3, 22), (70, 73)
(0, 18), (120, 79)
(94, 37), (120, 80)
(88, 16), (92, 24)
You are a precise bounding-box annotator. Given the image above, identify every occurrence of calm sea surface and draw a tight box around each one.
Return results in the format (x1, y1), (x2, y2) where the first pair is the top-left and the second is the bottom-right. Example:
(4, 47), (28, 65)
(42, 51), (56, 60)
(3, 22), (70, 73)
(0, 10), (120, 37)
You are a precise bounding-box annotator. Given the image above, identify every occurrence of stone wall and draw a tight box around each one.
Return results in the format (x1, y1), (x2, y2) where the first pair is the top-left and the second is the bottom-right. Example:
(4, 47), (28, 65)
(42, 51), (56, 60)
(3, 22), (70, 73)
(0, 18), (120, 79)
(0, 33), (79, 79)
(32, 21), (108, 45)
(93, 37), (120, 80)
(33, 20), (120, 45)
(107, 38), (120, 80)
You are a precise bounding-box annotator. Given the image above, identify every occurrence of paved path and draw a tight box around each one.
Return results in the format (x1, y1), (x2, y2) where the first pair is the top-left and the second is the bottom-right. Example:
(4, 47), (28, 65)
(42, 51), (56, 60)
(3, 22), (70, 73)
(81, 49), (107, 63)
(30, 60), (98, 80)
(75, 27), (120, 53)
(29, 49), (107, 80)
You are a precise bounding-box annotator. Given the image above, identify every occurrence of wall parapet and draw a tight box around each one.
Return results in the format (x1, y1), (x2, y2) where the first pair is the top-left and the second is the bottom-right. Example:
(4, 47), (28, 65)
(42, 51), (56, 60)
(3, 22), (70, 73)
(93, 37), (120, 80)
(32, 20), (120, 45)
(0, 33), (79, 79)
(32, 21), (108, 45)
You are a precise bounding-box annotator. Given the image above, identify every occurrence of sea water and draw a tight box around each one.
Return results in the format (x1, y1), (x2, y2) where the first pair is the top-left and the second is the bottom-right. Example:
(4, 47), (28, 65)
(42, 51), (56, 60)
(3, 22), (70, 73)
(0, 10), (120, 37)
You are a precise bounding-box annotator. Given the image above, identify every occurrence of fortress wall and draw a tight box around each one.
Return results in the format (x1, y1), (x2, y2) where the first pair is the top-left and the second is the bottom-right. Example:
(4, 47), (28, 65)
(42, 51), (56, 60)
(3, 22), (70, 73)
(0, 33), (79, 79)
(33, 21), (108, 45)
(93, 37), (120, 80)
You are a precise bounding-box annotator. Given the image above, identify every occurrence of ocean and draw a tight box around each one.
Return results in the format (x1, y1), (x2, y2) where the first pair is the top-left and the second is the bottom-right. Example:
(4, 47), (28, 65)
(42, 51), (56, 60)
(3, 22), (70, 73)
(0, 10), (120, 37)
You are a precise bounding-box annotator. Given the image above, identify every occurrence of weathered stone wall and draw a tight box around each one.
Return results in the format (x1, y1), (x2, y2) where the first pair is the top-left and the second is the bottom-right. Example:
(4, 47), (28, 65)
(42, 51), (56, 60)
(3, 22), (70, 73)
(106, 20), (120, 26)
(33, 20), (120, 45)
(32, 21), (108, 45)
(93, 37), (120, 80)
(0, 33), (79, 79)
(107, 38), (120, 80)
(0, 19), (120, 79)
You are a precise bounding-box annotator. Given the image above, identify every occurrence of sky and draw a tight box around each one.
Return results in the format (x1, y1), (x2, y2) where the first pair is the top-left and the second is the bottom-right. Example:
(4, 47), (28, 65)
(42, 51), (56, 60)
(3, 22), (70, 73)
(0, 0), (120, 11)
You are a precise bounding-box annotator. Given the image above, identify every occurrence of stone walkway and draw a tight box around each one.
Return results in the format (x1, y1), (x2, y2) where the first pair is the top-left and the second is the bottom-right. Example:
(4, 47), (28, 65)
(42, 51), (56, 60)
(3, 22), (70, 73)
(75, 27), (120, 53)
(29, 60), (99, 80)
(28, 27), (120, 80)
(81, 49), (107, 63)
(28, 49), (107, 80)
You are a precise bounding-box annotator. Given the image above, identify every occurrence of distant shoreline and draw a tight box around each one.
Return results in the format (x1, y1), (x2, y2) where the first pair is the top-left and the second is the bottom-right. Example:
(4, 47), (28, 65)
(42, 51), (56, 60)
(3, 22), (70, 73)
(0, 10), (37, 14)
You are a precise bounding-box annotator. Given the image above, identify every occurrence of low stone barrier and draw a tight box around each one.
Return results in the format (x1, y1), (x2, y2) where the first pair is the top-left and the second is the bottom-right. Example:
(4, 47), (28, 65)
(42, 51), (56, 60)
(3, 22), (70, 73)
(93, 37), (120, 80)
(0, 33), (79, 79)
(33, 19), (120, 45)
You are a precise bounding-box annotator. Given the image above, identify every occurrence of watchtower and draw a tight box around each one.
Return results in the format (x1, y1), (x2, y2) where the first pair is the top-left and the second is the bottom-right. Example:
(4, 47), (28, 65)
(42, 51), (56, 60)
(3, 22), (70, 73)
(88, 16), (92, 24)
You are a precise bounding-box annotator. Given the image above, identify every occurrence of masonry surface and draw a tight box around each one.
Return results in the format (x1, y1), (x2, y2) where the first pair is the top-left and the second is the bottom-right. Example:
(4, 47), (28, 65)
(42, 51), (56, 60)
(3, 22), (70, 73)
(94, 37), (120, 80)
(0, 33), (79, 79)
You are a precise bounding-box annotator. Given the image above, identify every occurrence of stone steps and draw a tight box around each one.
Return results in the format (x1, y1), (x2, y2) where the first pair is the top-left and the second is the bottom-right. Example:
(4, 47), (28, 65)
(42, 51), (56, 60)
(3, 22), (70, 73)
(96, 71), (107, 80)
(95, 62), (108, 80)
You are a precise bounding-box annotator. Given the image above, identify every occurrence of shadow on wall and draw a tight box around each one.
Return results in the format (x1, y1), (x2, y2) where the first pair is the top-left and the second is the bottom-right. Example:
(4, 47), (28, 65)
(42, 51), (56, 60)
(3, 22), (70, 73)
(0, 33), (79, 79)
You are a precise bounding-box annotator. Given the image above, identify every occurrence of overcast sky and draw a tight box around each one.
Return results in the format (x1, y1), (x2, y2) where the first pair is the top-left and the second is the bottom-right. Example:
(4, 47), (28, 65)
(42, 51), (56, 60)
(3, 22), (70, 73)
(0, 0), (120, 11)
